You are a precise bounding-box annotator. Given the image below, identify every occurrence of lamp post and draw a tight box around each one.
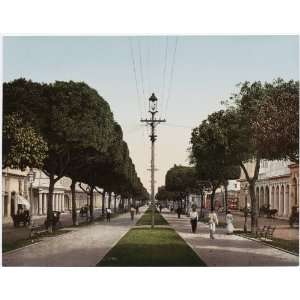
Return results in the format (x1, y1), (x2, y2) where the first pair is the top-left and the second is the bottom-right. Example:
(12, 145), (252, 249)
(141, 93), (166, 228)
(27, 168), (35, 217)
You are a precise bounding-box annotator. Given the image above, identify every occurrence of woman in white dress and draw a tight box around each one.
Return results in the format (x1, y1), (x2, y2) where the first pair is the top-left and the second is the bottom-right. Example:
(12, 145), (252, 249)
(226, 211), (234, 234)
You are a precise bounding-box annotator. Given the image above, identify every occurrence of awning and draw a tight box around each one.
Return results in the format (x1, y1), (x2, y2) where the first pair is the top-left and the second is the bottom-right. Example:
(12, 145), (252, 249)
(16, 195), (31, 209)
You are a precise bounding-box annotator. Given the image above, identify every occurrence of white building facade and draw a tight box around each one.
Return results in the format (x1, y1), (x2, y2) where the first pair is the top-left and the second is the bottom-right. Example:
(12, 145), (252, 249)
(239, 160), (299, 219)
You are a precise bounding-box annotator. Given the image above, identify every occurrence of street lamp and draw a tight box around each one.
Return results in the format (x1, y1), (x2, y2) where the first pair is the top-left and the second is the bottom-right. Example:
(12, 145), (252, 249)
(27, 168), (35, 217)
(148, 93), (158, 113)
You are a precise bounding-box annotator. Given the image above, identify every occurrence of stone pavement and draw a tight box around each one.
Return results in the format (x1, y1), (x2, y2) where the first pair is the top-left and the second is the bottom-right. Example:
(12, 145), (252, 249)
(2, 207), (146, 267)
(162, 211), (299, 267)
(3, 208), (104, 245)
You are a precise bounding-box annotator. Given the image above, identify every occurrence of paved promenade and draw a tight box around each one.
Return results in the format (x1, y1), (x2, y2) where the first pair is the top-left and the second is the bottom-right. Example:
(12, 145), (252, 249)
(162, 211), (299, 267)
(2, 207), (146, 267)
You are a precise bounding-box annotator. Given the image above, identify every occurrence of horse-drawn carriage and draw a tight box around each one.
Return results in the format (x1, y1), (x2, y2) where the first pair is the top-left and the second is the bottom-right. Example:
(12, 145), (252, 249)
(12, 204), (31, 227)
(44, 211), (62, 230)
(289, 206), (299, 227)
(79, 205), (89, 217)
(259, 205), (277, 218)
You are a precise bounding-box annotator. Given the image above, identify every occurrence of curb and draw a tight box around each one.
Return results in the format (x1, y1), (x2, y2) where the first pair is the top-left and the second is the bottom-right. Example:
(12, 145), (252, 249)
(235, 233), (299, 257)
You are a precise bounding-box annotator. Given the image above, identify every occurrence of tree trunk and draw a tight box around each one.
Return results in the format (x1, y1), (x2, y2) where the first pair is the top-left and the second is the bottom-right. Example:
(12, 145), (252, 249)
(89, 185), (94, 221)
(71, 179), (78, 226)
(114, 194), (117, 213)
(224, 182), (228, 214)
(108, 192), (111, 208)
(102, 190), (106, 216)
(240, 156), (261, 233)
(47, 175), (55, 233)
(210, 189), (216, 211)
(249, 181), (258, 233)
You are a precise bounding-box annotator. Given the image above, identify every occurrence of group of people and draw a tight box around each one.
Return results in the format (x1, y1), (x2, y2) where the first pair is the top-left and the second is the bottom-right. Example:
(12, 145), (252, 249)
(188, 207), (235, 239)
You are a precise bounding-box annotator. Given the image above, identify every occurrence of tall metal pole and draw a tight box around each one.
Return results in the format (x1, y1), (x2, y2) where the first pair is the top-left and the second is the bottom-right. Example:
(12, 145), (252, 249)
(141, 93), (165, 229)
(151, 116), (155, 228)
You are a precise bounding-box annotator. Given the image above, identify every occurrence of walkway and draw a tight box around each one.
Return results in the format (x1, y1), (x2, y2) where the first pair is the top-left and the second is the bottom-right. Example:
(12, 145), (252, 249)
(162, 211), (299, 267)
(2, 207), (146, 267)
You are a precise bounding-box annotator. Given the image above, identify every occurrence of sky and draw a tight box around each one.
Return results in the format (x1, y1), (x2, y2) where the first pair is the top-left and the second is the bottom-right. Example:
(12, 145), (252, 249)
(3, 35), (299, 193)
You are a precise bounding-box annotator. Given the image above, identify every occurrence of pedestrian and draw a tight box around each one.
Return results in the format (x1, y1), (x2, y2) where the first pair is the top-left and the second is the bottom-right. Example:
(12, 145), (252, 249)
(225, 210), (234, 234)
(177, 206), (182, 219)
(135, 205), (139, 214)
(208, 209), (218, 239)
(190, 207), (198, 233)
(130, 206), (135, 221)
(106, 207), (111, 222)
(159, 204), (162, 213)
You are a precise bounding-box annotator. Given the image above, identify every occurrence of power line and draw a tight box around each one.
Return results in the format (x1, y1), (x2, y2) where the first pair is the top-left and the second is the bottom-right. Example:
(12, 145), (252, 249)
(138, 38), (147, 114)
(164, 36), (179, 119)
(128, 37), (143, 119)
(160, 36), (169, 116)
(161, 122), (194, 129)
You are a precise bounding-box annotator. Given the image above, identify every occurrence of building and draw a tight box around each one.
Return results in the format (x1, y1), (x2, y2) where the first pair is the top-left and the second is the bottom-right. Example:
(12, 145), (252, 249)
(238, 160), (299, 219)
(2, 167), (107, 224)
(201, 180), (240, 210)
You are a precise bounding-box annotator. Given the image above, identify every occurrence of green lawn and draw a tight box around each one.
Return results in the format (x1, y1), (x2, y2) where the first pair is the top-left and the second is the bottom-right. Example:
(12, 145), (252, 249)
(97, 227), (206, 266)
(136, 208), (169, 226)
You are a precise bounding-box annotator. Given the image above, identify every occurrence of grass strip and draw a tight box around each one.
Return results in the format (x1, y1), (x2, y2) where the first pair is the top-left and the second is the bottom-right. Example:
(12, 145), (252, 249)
(136, 207), (168, 226)
(97, 227), (206, 266)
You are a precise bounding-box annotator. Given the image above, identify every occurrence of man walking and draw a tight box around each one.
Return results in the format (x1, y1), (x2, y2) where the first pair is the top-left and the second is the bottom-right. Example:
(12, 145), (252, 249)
(106, 207), (111, 222)
(190, 207), (198, 233)
(208, 209), (218, 239)
(130, 206), (135, 221)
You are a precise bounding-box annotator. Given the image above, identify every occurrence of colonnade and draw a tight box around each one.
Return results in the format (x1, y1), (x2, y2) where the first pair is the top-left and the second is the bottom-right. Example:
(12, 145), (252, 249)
(255, 176), (298, 218)
(37, 192), (64, 215)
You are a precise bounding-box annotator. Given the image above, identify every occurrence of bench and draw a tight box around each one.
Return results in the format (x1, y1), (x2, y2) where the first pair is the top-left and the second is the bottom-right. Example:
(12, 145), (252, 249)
(256, 225), (276, 241)
(30, 224), (47, 239)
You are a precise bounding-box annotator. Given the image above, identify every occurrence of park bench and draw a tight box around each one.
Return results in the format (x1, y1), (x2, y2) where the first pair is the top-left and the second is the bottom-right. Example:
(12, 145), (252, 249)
(265, 226), (276, 240)
(29, 223), (47, 239)
(256, 225), (276, 241)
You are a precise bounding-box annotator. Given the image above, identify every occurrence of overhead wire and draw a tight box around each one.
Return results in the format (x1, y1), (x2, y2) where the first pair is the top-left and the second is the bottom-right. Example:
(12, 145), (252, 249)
(138, 38), (147, 115)
(128, 37), (143, 119)
(164, 36), (179, 120)
(160, 36), (169, 117)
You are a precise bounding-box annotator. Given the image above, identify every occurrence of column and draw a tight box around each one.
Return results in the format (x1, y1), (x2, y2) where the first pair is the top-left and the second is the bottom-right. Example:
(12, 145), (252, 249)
(56, 194), (59, 211)
(58, 194), (61, 211)
(53, 194), (56, 211)
(43, 194), (47, 214)
(62, 194), (65, 212)
(38, 193), (43, 215)
(289, 186), (293, 215)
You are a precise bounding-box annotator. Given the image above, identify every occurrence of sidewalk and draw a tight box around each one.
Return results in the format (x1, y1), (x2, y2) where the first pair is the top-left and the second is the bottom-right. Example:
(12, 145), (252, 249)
(3, 208), (104, 245)
(2, 207), (146, 267)
(162, 211), (299, 267)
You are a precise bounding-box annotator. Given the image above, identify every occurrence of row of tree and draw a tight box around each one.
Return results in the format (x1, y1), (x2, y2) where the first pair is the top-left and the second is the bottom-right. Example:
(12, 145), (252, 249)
(157, 79), (298, 233)
(3, 78), (149, 231)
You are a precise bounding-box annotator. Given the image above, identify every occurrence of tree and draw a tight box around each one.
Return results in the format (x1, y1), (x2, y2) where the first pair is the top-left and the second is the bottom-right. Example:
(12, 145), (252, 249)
(253, 79), (299, 163)
(165, 165), (198, 209)
(2, 112), (48, 170)
(190, 111), (241, 210)
(3, 79), (114, 231)
(199, 79), (299, 233)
